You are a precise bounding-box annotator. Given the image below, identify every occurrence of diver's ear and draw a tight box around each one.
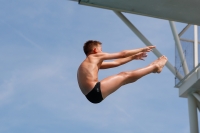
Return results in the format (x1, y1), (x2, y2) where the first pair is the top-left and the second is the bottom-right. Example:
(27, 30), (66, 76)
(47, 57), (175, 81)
(93, 47), (97, 53)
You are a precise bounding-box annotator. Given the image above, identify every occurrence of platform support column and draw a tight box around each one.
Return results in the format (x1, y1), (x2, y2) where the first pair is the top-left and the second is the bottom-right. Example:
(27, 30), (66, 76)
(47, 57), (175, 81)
(169, 21), (189, 75)
(188, 94), (199, 133)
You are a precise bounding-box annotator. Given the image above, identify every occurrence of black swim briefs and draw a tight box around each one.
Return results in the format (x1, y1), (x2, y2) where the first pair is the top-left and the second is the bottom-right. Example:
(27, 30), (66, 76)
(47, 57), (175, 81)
(85, 82), (103, 104)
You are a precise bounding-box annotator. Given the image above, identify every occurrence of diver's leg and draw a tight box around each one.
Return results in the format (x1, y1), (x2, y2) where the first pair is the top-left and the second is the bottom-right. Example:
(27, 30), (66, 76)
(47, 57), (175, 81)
(100, 56), (167, 99)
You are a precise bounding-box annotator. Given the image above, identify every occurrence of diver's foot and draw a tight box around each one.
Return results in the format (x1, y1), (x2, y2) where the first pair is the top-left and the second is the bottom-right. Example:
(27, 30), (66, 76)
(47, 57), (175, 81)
(154, 56), (168, 73)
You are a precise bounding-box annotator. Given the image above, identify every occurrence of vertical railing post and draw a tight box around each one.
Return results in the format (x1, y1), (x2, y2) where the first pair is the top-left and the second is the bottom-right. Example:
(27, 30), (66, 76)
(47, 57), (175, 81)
(194, 25), (198, 68)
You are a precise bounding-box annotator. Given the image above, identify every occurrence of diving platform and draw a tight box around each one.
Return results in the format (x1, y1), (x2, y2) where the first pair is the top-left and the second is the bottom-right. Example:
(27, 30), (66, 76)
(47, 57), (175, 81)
(79, 0), (200, 25)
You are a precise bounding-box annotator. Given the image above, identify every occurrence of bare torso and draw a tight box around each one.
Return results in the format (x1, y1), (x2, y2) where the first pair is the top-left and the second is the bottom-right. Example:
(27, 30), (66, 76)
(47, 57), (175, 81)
(77, 54), (102, 95)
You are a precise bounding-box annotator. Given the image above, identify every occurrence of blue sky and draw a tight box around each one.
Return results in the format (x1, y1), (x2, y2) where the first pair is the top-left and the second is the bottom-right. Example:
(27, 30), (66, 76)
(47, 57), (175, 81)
(0, 0), (198, 133)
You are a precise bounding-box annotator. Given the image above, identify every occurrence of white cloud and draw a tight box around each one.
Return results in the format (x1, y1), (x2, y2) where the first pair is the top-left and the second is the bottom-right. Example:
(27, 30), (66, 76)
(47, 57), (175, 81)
(14, 30), (43, 50)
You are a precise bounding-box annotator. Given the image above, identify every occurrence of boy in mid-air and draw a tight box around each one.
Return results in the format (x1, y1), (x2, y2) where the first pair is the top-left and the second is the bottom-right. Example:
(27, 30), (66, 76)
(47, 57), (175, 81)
(77, 40), (167, 104)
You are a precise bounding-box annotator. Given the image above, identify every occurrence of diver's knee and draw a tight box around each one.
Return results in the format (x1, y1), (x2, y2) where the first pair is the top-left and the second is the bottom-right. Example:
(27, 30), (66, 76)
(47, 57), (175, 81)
(118, 71), (129, 77)
(118, 71), (137, 84)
